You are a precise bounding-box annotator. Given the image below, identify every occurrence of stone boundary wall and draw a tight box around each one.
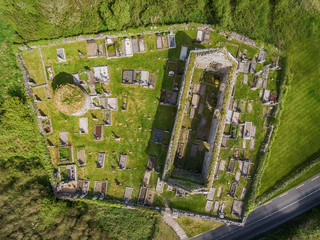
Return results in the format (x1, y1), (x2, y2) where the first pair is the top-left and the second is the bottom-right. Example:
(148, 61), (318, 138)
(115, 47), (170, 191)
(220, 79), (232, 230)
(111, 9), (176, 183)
(16, 53), (46, 136)
(162, 53), (194, 179)
(207, 68), (238, 187)
(18, 24), (191, 50)
(162, 48), (239, 184)
(17, 53), (54, 179)
(220, 31), (259, 49)
(171, 208), (246, 226)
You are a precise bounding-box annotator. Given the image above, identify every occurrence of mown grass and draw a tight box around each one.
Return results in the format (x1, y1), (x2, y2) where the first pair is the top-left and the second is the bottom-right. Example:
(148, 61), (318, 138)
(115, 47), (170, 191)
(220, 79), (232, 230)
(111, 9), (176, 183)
(258, 40), (320, 196)
(176, 216), (224, 238)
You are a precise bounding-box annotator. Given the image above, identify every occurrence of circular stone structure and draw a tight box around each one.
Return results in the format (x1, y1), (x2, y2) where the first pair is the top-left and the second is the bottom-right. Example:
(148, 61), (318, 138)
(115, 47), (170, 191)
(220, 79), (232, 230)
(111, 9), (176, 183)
(54, 84), (86, 115)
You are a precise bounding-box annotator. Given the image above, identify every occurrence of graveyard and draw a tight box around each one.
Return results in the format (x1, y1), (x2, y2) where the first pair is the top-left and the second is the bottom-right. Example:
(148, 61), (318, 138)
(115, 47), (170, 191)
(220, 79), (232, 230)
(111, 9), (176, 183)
(22, 24), (281, 221)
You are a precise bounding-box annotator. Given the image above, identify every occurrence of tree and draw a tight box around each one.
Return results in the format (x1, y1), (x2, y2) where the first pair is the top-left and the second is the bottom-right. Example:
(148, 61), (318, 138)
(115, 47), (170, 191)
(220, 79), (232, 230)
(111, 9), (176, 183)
(99, 0), (131, 31)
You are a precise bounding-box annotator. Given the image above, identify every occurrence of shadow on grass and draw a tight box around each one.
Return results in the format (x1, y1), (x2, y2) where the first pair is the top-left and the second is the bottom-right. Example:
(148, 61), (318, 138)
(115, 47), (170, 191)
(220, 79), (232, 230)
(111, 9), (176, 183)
(51, 72), (74, 91)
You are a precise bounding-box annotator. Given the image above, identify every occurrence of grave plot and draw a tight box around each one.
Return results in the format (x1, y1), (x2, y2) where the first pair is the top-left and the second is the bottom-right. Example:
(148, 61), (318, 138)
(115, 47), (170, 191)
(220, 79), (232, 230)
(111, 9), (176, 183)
(138, 186), (147, 204)
(105, 38), (118, 58)
(79, 117), (88, 134)
(196, 28), (210, 43)
(57, 48), (66, 62)
(93, 66), (110, 83)
(38, 116), (53, 134)
(156, 32), (176, 49)
(80, 180), (90, 198)
(160, 89), (177, 106)
(93, 180), (108, 199)
(123, 38), (133, 57)
(228, 181), (238, 198)
(227, 159), (236, 174)
(121, 94), (128, 111)
(56, 146), (73, 163)
(58, 164), (77, 182)
(122, 69), (155, 88)
(77, 148), (86, 166)
(104, 110), (112, 126)
(86, 39), (98, 58)
(231, 200), (244, 218)
(124, 187), (133, 203)
(241, 161), (252, 178)
(119, 154), (127, 169)
(145, 189), (155, 205)
(97, 152), (105, 168)
(59, 131), (68, 146)
(167, 61), (177, 76)
(94, 125), (103, 141)
(147, 156), (156, 171)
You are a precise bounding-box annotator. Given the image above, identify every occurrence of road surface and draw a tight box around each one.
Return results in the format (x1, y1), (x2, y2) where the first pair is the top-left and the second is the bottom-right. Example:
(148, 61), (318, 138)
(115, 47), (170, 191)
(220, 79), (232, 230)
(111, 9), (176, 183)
(193, 173), (320, 240)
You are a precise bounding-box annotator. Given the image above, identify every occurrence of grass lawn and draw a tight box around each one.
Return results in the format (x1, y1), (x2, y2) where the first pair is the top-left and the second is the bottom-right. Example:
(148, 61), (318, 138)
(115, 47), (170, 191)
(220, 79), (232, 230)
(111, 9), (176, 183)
(258, 40), (320, 196)
(176, 216), (224, 238)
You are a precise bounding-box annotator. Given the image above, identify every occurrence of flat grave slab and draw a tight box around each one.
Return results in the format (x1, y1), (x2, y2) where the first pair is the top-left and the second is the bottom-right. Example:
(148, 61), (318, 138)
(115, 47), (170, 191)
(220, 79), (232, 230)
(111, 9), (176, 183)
(231, 200), (244, 218)
(124, 187), (133, 202)
(79, 117), (88, 134)
(206, 188), (215, 201)
(250, 138), (255, 150)
(213, 200), (220, 212)
(107, 98), (118, 111)
(240, 187), (247, 199)
(119, 154), (127, 169)
(77, 149), (86, 166)
(219, 160), (226, 171)
(94, 180), (108, 198)
(59, 131), (68, 146)
(97, 152), (105, 168)
(205, 200), (213, 212)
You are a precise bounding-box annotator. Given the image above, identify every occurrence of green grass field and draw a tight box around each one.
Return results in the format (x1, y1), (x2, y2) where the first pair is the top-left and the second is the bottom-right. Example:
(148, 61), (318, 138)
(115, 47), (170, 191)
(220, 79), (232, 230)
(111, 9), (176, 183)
(258, 41), (320, 196)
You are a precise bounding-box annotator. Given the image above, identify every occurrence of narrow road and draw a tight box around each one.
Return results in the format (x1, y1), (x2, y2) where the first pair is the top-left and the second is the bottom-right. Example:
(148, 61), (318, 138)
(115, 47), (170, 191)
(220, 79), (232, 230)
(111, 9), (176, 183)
(193, 173), (320, 240)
